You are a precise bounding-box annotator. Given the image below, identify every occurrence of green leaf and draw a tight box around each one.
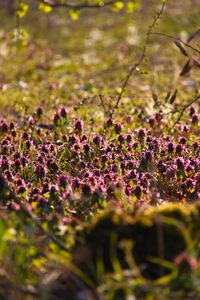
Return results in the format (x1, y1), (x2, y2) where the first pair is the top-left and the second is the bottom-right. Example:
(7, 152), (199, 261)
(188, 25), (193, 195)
(127, 1), (135, 13)
(112, 1), (124, 12)
(69, 10), (80, 21)
(16, 3), (29, 18)
(149, 257), (178, 285)
(127, 1), (141, 13)
(38, 2), (53, 13)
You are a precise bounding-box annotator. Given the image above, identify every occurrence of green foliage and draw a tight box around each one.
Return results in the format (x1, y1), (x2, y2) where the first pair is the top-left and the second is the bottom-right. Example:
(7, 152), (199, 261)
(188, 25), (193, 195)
(38, 2), (53, 14)
(126, 1), (141, 14)
(78, 203), (200, 297)
(69, 9), (80, 21)
(111, 1), (124, 12)
(16, 2), (29, 18)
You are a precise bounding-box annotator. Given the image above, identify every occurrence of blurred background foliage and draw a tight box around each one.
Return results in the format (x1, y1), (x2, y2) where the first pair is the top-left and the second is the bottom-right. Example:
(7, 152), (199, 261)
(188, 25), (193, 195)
(0, 0), (199, 119)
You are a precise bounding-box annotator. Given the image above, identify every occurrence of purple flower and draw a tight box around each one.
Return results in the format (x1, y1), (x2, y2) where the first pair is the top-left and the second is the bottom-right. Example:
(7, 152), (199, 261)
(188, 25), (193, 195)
(138, 129), (145, 140)
(50, 185), (57, 194)
(167, 142), (175, 154)
(185, 178), (195, 189)
(47, 160), (58, 172)
(144, 151), (153, 162)
(93, 135), (101, 146)
(25, 140), (31, 149)
(1, 158), (9, 170)
(9, 122), (14, 130)
(82, 183), (92, 195)
(53, 112), (61, 125)
(176, 157), (185, 170)
(149, 117), (155, 127)
(101, 155), (107, 164)
(81, 134), (88, 142)
(192, 114), (199, 125)
(14, 159), (21, 170)
(179, 137), (187, 145)
(166, 167), (176, 178)
(0, 122), (8, 133)
(114, 123), (122, 134)
(21, 132), (29, 140)
(57, 175), (67, 188)
(133, 142), (139, 149)
(17, 185), (26, 194)
(189, 106), (196, 116)
(118, 134), (124, 143)
(126, 134), (132, 143)
(59, 107), (68, 118)
(106, 118), (113, 128)
(74, 119), (84, 133)
(83, 143), (90, 153)
(135, 185), (142, 199)
(68, 134), (77, 144)
(155, 112), (163, 122)
(36, 107), (43, 118)
(34, 165), (45, 178)
(4, 170), (12, 180)
(175, 144), (182, 155)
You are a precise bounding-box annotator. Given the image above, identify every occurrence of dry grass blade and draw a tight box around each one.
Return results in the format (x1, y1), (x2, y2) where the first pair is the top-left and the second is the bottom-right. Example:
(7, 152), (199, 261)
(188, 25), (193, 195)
(180, 58), (193, 76)
(169, 89), (178, 105)
(164, 91), (171, 103)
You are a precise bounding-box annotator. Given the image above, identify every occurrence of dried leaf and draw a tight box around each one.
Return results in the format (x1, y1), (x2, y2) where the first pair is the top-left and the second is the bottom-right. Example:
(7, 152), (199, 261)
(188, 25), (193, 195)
(152, 91), (158, 104)
(169, 89), (178, 105)
(164, 91), (171, 103)
(174, 40), (189, 57)
(192, 56), (200, 67)
(180, 59), (193, 76)
(187, 29), (200, 43)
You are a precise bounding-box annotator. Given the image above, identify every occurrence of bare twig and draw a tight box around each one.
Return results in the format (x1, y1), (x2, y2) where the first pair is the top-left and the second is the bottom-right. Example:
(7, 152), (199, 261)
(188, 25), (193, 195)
(168, 94), (200, 132)
(40, 0), (121, 10)
(151, 32), (200, 55)
(0, 173), (70, 252)
(111, 2), (166, 117)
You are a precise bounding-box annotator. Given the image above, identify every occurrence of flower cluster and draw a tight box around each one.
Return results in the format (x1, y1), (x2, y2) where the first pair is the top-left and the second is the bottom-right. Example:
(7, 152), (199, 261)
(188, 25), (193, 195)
(0, 107), (199, 218)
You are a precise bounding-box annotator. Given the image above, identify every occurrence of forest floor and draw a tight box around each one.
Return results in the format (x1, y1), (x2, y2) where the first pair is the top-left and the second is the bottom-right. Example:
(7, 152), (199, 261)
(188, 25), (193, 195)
(0, 1), (200, 299)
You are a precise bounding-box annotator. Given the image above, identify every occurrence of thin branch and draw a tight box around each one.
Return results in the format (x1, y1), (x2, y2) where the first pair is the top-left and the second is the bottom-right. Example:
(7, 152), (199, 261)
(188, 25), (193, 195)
(168, 94), (200, 132)
(0, 173), (70, 252)
(99, 94), (109, 116)
(111, 2), (166, 117)
(151, 32), (200, 55)
(41, 0), (121, 10)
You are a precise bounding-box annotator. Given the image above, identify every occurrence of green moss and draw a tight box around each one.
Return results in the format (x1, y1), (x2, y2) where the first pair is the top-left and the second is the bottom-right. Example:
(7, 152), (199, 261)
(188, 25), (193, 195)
(79, 203), (200, 280)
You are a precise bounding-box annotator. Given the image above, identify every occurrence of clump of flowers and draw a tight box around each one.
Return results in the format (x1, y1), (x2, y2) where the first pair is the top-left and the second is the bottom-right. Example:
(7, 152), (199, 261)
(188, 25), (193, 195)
(0, 105), (199, 220)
